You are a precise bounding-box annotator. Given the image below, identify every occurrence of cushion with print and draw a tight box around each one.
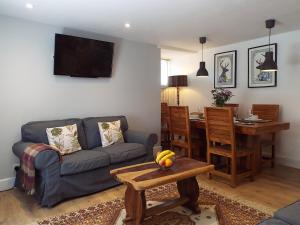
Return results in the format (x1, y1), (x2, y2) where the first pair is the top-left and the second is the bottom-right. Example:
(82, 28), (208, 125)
(46, 124), (82, 155)
(98, 120), (124, 147)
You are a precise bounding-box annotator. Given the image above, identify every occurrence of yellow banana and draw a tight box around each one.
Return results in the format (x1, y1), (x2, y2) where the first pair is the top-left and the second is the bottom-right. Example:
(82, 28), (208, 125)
(156, 150), (171, 163)
(159, 152), (175, 164)
(155, 150), (173, 163)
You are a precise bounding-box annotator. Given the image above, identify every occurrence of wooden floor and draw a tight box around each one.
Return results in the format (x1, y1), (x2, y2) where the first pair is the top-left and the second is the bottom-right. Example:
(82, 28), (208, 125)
(0, 165), (300, 225)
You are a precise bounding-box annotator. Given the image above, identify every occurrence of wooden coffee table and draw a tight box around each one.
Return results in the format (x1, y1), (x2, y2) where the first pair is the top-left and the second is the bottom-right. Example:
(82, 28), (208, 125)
(110, 157), (214, 225)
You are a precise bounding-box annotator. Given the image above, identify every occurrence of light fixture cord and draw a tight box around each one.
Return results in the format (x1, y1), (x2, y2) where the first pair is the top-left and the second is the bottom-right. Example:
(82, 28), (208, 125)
(268, 27), (271, 52)
(202, 43), (204, 61)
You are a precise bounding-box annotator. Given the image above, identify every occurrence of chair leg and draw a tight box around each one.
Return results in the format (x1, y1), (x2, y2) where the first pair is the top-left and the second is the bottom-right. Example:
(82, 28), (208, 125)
(170, 144), (174, 152)
(207, 172), (212, 179)
(271, 145), (275, 168)
(250, 153), (255, 181)
(230, 158), (237, 187)
(187, 146), (192, 158)
(226, 158), (230, 174)
(259, 144), (263, 166)
(161, 133), (165, 148)
(246, 155), (251, 171)
(207, 152), (212, 179)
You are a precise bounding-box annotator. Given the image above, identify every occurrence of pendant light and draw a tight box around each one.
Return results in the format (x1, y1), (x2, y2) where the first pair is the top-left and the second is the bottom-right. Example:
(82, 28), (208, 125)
(196, 37), (209, 76)
(256, 19), (278, 72)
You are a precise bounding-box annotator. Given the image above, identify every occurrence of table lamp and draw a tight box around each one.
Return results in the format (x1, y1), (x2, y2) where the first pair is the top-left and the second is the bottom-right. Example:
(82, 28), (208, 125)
(168, 75), (188, 106)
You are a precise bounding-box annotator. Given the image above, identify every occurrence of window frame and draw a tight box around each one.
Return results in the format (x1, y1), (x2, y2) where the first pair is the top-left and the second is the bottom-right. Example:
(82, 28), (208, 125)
(161, 58), (171, 87)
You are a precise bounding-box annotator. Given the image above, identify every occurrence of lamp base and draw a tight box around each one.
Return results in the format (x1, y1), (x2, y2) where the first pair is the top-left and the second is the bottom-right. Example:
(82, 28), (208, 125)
(177, 87), (180, 106)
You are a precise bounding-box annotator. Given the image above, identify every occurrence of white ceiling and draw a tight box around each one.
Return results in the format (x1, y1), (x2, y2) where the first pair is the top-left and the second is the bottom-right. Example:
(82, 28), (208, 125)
(1, 0), (300, 51)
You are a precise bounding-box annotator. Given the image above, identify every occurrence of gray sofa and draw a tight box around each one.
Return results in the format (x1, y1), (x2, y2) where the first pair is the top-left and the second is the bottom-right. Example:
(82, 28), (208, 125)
(258, 201), (300, 225)
(12, 116), (158, 207)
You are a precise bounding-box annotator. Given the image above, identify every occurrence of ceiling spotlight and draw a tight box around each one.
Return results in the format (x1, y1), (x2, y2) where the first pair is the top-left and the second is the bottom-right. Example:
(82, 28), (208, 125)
(124, 23), (131, 28)
(25, 3), (33, 9)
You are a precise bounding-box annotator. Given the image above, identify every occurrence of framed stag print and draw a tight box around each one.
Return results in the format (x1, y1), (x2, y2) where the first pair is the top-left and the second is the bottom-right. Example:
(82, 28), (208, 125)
(214, 50), (237, 88)
(248, 43), (277, 88)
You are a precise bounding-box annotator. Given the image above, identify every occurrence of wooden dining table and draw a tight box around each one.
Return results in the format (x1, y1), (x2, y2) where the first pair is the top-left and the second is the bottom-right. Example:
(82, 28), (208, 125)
(190, 119), (290, 173)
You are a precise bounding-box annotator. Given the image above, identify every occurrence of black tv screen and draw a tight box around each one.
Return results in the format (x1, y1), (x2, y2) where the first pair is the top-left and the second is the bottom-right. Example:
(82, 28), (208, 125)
(54, 34), (114, 77)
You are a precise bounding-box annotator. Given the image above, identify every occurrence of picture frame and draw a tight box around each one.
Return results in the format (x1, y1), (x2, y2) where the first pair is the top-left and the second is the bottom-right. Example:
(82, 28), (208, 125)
(214, 50), (237, 88)
(248, 43), (277, 88)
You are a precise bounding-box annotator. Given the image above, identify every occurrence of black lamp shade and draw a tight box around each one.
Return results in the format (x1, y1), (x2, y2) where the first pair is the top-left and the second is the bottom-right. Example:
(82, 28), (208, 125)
(256, 51), (278, 72)
(196, 61), (208, 76)
(168, 75), (188, 87)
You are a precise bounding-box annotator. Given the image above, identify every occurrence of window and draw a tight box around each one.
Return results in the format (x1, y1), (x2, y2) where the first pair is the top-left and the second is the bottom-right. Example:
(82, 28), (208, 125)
(161, 59), (171, 86)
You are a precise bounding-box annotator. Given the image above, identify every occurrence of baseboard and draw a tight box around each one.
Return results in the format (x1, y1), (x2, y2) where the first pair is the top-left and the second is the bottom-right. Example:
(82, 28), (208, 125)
(276, 156), (300, 169)
(0, 177), (15, 191)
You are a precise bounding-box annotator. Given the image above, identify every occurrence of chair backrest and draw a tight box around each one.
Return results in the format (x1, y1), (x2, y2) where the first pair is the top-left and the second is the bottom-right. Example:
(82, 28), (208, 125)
(224, 103), (239, 117)
(169, 106), (191, 157)
(161, 103), (170, 129)
(204, 107), (235, 147)
(169, 106), (190, 136)
(252, 104), (279, 122)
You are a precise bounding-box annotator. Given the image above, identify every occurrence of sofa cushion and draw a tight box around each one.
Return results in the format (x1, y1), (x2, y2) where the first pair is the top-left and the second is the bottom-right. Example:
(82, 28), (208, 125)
(98, 120), (124, 147)
(46, 124), (82, 155)
(83, 116), (128, 149)
(258, 218), (290, 225)
(21, 119), (87, 150)
(60, 150), (110, 175)
(274, 200), (300, 225)
(97, 143), (146, 164)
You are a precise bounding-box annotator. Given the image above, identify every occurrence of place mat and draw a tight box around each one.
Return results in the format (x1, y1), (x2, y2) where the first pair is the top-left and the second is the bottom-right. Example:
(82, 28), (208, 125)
(236, 119), (271, 124)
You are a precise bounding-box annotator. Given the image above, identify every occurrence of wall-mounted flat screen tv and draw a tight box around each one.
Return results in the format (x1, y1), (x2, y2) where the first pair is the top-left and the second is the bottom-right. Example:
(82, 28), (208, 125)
(54, 34), (114, 78)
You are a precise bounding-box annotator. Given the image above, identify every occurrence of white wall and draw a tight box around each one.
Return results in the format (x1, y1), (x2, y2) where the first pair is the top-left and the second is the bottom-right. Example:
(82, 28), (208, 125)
(0, 16), (161, 190)
(162, 29), (300, 169)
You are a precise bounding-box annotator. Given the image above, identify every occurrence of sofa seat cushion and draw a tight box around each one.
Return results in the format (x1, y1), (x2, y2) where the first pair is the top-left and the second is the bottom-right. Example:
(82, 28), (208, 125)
(99, 143), (146, 164)
(60, 150), (110, 175)
(258, 219), (290, 225)
(274, 200), (300, 225)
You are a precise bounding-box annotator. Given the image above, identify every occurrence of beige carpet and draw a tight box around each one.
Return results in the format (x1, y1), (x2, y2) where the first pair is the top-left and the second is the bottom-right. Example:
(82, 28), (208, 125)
(37, 183), (271, 225)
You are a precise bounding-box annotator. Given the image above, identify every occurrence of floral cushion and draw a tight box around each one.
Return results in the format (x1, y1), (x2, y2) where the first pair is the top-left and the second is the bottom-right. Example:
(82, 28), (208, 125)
(46, 124), (82, 155)
(98, 120), (124, 147)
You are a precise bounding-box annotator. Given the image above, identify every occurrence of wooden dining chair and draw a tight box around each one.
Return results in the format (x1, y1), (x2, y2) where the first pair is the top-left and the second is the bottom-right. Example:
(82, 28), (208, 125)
(169, 106), (192, 158)
(224, 103), (239, 118)
(252, 104), (280, 168)
(205, 107), (254, 187)
(161, 103), (171, 149)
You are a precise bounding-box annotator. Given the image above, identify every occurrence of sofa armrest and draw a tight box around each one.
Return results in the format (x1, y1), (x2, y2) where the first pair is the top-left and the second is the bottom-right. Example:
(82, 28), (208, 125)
(12, 141), (60, 170)
(274, 200), (300, 225)
(124, 130), (158, 160)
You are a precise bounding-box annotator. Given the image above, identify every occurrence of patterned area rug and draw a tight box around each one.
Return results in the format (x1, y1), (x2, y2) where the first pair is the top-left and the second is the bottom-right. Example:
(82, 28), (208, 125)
(113, 202), (221, 225)
(38, 183), (271, 225)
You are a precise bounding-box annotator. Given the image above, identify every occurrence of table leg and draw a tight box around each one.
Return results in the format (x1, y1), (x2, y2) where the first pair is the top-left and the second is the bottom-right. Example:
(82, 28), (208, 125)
(249, 135), (261, 174)
(177, 176), (201, 213)
(124, 184), (146, 225)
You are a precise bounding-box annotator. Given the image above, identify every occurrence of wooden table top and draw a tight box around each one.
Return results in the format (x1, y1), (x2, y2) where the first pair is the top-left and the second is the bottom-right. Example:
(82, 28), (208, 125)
(110, 158), (214, 191)
(190, 119), (290, 135)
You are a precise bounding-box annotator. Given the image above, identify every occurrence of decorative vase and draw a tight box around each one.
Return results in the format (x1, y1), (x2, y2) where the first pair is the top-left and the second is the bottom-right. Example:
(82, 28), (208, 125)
(215, 99), (226, 107)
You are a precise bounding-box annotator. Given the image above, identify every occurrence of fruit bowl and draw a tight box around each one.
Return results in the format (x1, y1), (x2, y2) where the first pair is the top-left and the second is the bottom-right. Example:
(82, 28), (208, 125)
(155, 150), (176, 170)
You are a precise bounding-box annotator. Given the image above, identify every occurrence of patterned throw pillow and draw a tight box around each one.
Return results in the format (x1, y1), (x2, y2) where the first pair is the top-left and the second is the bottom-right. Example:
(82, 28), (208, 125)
(46, 124), (82, 155)
(98, 120), (124, 147)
